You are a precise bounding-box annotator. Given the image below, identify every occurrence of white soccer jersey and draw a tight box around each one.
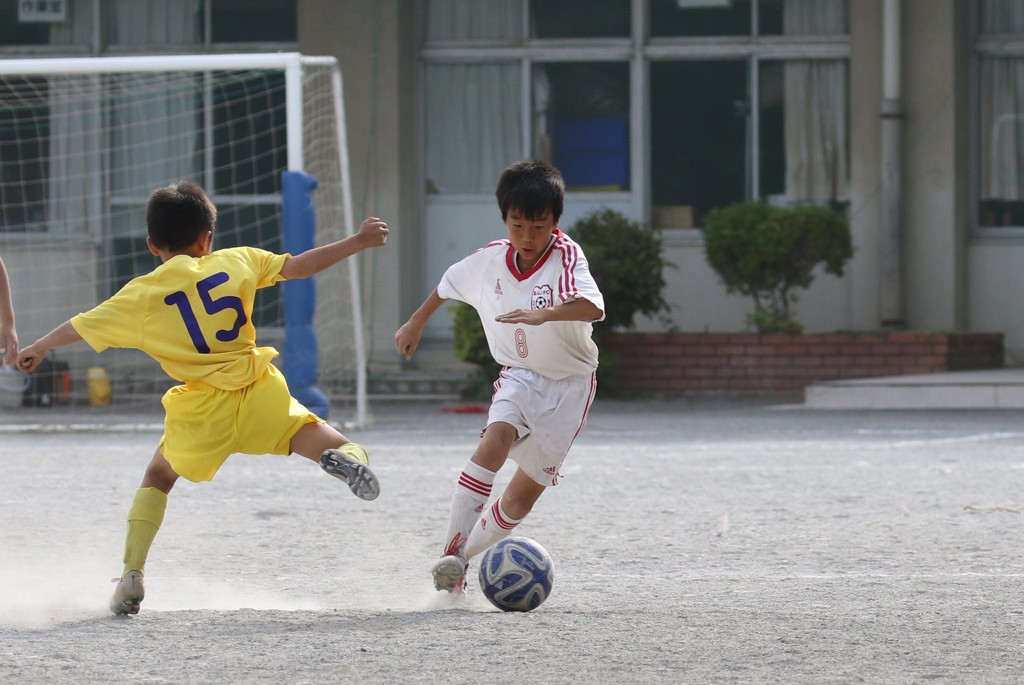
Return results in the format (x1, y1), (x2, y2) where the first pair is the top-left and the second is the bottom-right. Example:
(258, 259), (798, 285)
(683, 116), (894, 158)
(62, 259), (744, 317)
(438, 229), (604, 380)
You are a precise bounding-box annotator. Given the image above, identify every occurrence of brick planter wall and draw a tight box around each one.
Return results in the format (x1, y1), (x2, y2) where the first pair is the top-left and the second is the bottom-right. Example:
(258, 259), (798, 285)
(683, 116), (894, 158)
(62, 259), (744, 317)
(600, 332), (1005, 397)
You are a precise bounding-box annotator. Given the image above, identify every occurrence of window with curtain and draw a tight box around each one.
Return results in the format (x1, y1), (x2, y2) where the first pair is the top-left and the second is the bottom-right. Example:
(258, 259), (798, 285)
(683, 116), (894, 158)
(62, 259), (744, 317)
(0, 77), (48, 232)
(422, 0), (523, 42)
(534, 62), (630, 191)
(0, 0), (295, 235)
(422, 1), (524, 194)
(0, 0), (91, 236)
(0, 0), (295, 326)
(422, 0), (633, 196)
(421, 0), (850, 227)
(781, 0), (848, 206)
(531, 0), (630, 38)
(210, 0), (296, 43)
(651, 60), (747, 222)
(650, 0), (848, 227)
(977, 0), (1024, 229)
(0, 0), (49, 44)
(423, 62), (523, 194)
(649, 0), (841, 37)
(650, 0), (752, 37)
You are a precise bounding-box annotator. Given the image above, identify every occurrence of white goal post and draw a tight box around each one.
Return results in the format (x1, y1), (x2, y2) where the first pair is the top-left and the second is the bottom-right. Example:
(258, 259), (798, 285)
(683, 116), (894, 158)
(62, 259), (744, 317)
(0, 53), (369, 427)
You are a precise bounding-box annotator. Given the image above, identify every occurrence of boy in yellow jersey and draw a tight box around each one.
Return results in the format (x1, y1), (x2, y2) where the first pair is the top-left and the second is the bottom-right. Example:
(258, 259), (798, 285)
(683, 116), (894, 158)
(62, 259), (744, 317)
(17, 181), (389, 615)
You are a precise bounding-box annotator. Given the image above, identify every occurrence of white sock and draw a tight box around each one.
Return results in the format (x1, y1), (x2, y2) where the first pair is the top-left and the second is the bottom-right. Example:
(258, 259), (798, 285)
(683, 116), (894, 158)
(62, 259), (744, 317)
(464, 497), (523, 561)
(441, 461), (496, 559)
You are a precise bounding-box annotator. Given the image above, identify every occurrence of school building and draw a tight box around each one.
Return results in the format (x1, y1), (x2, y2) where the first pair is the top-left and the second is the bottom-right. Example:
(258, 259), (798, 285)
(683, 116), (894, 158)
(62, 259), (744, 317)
(2, 0), (1023, 391)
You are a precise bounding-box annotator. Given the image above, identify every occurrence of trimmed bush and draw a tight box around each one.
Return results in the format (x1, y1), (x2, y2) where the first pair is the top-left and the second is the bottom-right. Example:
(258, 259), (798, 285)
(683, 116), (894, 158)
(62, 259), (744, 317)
(703, 201), (852, 334)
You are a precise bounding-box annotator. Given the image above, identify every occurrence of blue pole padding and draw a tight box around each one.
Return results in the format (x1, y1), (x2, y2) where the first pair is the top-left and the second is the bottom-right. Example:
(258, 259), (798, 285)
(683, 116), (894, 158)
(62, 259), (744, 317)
(284, 324), (319, 387)
(284, 277), (316, 326)
(281, 170), (329, 419)
(292, 384), (330, 421)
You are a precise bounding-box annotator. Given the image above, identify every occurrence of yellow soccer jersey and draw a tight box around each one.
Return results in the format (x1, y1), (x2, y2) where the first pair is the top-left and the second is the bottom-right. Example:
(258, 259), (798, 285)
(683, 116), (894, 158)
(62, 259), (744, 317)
(71, 246), (289, 390)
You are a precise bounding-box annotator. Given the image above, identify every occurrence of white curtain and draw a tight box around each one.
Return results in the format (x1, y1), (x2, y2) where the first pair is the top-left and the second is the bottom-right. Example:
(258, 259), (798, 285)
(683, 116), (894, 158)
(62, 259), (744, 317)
(47, 0), (201, 237)
(107, 0), (202, 199)
(424, 63), (522, 194)
(980, 60), (1024, 202)
(783, 0), (849, 202)
(46, 80), (103, 238)
(978, 0), (1024, 202)
(108, 72), (199, 200)
(424, 0), (522, 42)
(46, 0), (100, 237)
(979, 0), (1024, 32)
(532, 67), (552, 161)
(423, 1), (523, 194)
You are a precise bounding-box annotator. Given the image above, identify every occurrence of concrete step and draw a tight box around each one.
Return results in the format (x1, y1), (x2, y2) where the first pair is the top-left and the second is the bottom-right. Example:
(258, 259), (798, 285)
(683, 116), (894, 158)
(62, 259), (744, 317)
(368, 369), (476, 401)
(804, 368), (1024, 409)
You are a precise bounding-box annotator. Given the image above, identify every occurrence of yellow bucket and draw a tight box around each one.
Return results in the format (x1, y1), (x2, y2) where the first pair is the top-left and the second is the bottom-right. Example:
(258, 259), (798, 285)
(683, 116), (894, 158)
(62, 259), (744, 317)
(87, 367), (111, 406)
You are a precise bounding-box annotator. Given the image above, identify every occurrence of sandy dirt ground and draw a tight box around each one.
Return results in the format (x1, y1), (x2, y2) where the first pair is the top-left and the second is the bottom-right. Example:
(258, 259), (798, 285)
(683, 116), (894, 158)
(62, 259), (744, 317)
(1, 399), (1023, 684)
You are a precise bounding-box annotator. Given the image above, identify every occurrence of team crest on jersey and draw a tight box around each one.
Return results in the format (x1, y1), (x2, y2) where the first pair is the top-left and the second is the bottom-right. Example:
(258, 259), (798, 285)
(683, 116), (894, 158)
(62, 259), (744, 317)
(494, 279), (503, 296)
(531, 285), (553, 310)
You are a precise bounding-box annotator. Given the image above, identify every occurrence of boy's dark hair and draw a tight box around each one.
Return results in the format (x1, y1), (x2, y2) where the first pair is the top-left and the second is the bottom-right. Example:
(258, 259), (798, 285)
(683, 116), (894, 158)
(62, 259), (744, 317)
(147, 181), (217, 250)
(495, 160), (565, 224)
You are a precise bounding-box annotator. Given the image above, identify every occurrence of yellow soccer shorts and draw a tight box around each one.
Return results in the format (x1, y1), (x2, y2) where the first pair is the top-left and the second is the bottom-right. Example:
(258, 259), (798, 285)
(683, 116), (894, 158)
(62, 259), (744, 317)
(159, 363), (321, 482)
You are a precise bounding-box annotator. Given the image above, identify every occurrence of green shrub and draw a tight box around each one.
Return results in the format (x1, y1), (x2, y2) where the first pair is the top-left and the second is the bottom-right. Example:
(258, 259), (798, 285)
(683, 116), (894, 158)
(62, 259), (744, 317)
(451, 301), (501, 399)
(702, 201), (852, 334)
(567, 208), (673, 333)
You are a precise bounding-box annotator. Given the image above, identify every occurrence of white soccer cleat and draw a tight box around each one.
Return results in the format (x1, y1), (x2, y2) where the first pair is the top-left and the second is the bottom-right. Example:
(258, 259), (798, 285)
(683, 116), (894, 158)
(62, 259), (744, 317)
(431, 554), (467, 593)
(110, 570), (145, 615)
(320, 444), (381, 501)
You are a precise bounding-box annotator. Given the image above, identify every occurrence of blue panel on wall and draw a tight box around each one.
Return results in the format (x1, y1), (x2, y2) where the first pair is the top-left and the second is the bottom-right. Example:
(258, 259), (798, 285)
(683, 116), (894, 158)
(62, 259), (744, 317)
(552, 117), (629, 188)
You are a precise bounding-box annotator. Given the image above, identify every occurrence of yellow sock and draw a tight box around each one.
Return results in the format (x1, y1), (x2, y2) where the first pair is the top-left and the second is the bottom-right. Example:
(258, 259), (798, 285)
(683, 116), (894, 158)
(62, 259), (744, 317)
(122, 487), (168, 576)
(338, 442), (369, 465)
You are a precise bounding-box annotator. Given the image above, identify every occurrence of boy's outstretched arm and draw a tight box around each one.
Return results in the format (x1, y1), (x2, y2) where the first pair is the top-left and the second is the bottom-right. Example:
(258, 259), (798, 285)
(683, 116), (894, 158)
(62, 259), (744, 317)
(0, 257), (17, 366)
(495, 297), (603, 326)
(395, 289), (447, 360)
(279, 217), (389, 280)
(17, 321), (83, 373)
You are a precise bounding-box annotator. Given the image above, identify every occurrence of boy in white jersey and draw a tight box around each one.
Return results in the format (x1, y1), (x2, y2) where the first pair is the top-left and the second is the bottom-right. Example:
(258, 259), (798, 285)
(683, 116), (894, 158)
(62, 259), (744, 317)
(395, 160), (605, 592)
(17, 181), (389, 615)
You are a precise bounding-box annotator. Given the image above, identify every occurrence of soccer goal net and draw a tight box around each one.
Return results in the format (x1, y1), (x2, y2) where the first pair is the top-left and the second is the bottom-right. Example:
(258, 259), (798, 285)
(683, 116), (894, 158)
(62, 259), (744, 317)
(0, 53), (369, 426)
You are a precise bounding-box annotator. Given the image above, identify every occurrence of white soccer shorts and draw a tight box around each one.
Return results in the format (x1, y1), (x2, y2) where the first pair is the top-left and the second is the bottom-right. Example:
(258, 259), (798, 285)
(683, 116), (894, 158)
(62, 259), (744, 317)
(486, 366), (597, 487)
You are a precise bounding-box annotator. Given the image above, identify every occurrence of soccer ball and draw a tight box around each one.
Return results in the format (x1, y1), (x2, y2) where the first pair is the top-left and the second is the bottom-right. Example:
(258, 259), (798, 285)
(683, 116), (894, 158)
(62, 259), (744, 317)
(477, 536), (554, 612)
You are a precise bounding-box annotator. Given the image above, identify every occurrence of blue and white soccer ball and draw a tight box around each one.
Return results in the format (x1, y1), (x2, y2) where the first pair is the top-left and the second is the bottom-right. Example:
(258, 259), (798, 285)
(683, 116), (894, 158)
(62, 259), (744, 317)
(477, 536), (554, 612)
